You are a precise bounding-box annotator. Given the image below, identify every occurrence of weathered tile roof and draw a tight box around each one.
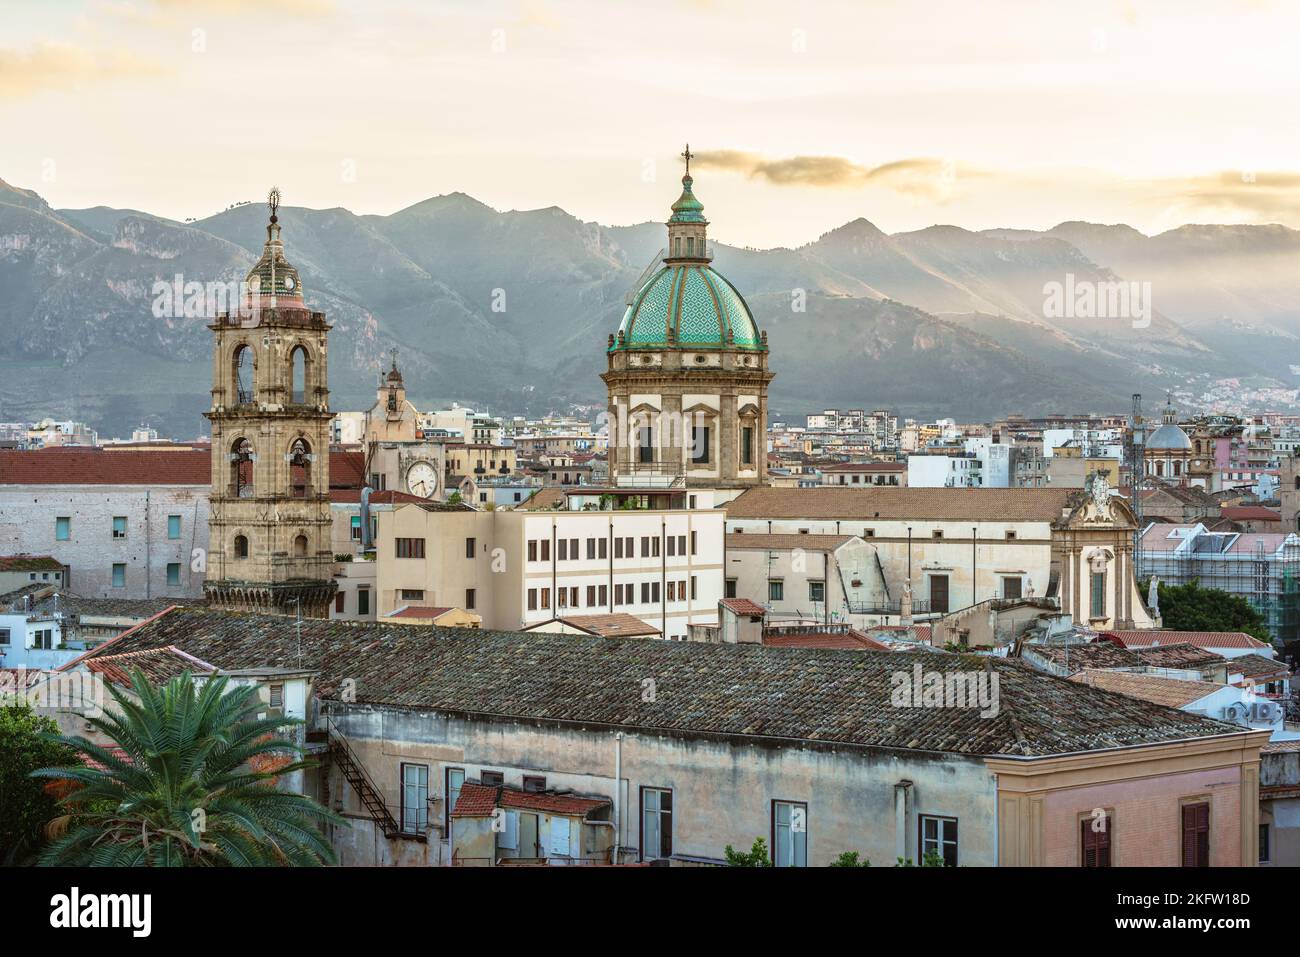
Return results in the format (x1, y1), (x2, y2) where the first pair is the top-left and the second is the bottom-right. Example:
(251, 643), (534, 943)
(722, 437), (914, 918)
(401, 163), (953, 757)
(63, 607), (1247, 759)
(724, 486), (1076, 522)
(0, 554), (63, 572)
(719, 597), (766, 617)
(387, 606), (455, 620)
(1102, 630), (1271, 650)
(1023, 641), (1225, 674)
(450, 782), (610, 819)
(763, 630), (890, 651)
(546, 613), (660, 638)
(0, 448), (365, 489)
(1132, 643), (1227, 670)
(726, 533), (857, 551)
(1228, 653), (1292, 682)
(84, 646), (215, 686)
(1068, 669), (1222, 709)
(29, 591), (193, 620)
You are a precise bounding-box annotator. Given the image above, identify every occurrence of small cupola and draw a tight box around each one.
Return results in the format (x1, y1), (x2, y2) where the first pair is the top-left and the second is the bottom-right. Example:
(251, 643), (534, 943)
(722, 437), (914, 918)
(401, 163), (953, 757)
(665, 144), (710, 264)
(245, 187), (304, 306)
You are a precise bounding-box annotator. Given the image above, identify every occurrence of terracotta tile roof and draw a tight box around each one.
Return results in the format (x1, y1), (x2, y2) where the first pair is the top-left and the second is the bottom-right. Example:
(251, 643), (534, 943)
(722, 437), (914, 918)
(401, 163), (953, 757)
(328, 489), (430, 505)
(84, 646), (215, 686)
(29, 591), (192, 621)
(724, 486), (1076, 522)
(726, 533), (857, 551)
(719, 597), (766, 618)
(451, 781), (611, 818)
(0, 448), (365, 489)
(1221, 506), (1281, 522)
(0, 554), (63, 572)
(820, 462), (906, 472)
(1228, 653), (1292, 682)
(450, 782), (498, 818)
(516, 488), (566, 510)
(387, 606), (455, 620)
(64, 607), (1250, 758)
(1102, 630), (1271, 650)
(1133, 643), (1226, 670)
(763, 630), (890, 651)
(549, 614), (660, 638)
(1261, 739), (1300, 753)
(1068, 669), (1223, 709)
(1023, 642), (1143, 673)
(0, 449), (210, 485)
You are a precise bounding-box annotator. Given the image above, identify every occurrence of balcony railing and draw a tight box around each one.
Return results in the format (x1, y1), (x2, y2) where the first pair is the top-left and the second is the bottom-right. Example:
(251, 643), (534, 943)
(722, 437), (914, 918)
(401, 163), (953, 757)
(616, 458), (685, 489)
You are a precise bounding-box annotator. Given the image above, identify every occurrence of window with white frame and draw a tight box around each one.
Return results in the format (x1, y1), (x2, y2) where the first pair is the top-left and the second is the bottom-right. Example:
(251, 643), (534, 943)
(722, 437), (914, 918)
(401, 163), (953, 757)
(401, 763), (428, 835)
(920, 815), (958, 866)
(773, 800), (807, 867)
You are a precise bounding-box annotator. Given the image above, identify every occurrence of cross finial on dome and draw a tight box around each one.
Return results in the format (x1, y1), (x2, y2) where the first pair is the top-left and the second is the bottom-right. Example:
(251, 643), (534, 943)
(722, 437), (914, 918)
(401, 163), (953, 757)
(681, 143), (694, 178)
(268, 186), (281, 223)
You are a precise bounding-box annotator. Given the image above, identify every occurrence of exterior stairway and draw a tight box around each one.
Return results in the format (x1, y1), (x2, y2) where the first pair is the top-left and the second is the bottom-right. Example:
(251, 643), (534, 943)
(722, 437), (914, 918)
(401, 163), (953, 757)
(326, 718), (419, 842)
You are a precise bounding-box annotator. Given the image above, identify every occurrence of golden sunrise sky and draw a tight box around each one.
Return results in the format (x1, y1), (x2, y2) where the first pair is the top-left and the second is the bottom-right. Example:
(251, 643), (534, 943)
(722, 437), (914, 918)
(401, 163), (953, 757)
(4, 0), (1299, 248)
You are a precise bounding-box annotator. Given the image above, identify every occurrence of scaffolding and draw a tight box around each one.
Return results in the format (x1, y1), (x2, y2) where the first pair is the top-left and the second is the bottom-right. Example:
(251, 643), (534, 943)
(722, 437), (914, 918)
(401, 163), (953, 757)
(1138, 529), (1300, 646)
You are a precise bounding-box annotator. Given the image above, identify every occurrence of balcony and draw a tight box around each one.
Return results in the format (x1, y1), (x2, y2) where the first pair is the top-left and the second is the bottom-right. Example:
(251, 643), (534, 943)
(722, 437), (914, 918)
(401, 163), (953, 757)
(616, 458), (685, 489)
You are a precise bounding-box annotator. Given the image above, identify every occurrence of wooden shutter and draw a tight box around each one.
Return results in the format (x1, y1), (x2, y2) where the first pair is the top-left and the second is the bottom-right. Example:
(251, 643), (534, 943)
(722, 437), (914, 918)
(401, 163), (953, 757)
(1081, 818), (1111, 867)
(1182, 803), (1209, 867)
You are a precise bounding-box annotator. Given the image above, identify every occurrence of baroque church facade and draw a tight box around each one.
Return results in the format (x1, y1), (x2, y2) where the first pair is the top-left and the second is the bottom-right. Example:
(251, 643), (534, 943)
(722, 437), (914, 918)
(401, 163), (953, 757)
(602, 148), (773, 501)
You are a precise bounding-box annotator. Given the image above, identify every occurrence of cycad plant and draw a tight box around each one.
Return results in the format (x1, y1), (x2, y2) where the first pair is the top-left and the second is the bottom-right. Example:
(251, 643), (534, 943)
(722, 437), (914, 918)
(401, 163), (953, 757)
(32, 669), (342, 866)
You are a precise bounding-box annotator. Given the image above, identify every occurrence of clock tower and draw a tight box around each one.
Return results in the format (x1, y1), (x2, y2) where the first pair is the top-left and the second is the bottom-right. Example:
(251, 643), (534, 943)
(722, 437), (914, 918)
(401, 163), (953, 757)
(203, 189), (337, 617)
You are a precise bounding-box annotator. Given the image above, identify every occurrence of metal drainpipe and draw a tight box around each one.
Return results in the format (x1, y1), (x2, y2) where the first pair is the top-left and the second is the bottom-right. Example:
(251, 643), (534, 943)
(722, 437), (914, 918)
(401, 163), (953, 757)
(613, 732), (624, 864)
(661, 516), (667, 639)
(145, 489), (151, 599)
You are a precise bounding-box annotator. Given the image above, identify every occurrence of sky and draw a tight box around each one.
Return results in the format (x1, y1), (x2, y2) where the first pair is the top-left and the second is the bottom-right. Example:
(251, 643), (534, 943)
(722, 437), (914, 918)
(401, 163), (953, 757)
(3, 0), (1300, 248)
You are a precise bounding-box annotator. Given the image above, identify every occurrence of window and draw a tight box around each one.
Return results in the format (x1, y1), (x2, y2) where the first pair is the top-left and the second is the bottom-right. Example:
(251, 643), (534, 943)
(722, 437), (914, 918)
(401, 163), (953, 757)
(395, 538), (425, 559)
(523, 775), (546, 793)
(929, 575), (950, 614)
(111, 563), (125, 588)
(641, 788), (673, 861)
(614, 583), (624, 605)
(350, 515), (362, 541)
(808, 580), (825, 603)
(465, 537), (476, 559)
(587, 585), (597, 606)
(678, 534), (687, 556)
(691, 531), (697, 555)
(465, 588), (476, 610)
(1001, 576), (1022, 600)
(268, 683), (284, 708)
(741, 427), (754, 466)
(932, 530), (944, 540)
(357, 589), (370, 616)
(638, 425), (654, 464)
(112, 516), (127, 539)
(863, 528), (875, 538)
(445, 767), (464, 830)
(541, 539), (550, 562)
(167, 515), (182, 540)
(691, 426), (710, 465)
(667, 536), (676, 557)
(55, 516), (70, 541)
(641, 536), (650, 557)
(0, 628), (8, 645)
(528, 540), (538, 562)
(1004, 530), (1017, 541)
(725, 579), (737, 598)
(599, 584), (608, 606)
(690, 575), (697, 600)
(558, 538), (568, 561)
(598, 538), (607, 560)
(641, 582), (650, 604)
(570, 538), (578, 560)
(400, 589), (425, 601)
(1090, 570), (1106, 617)
(527, 588), (537, 611)
(569, 586), (579, 607)
(166, 563), (180, 586)
(335, 591), (346, 614)
(1081, 817), (1111, 867)
(540, 587), (550, 610)
(614, 537), (624, 559)
(625, 537), (634, 557)
(1260, 823), (1271, 864)
(587, 538), (597, 560)
(480, 770), (504, 787)
(667, 581), (676, 601)
(234, 534), (249, 558)
(772, 801), (808, 867)
(1182, 803), (1209, 867)
(920, 815), (958, 867)
(768, 580), (784, 602)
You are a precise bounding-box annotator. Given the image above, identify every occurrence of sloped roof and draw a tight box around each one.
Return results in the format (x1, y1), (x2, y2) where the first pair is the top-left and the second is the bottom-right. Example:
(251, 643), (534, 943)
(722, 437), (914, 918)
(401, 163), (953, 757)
(726, 533), (857, 551)
(0, 554), (63, 572)
(539, 613), (660, 638)
(451, 781), (610, 818)
(0, 448), (366, 488)
(1069, 669), (1222, 709)
(719, 597), (766, 617)
(1228, 653), (1292, 682)
(1102, 630), (1271, 650)
(724, 486), (1075, 522)
(63, 607), (1247, 759)
(763, 630), (890, 651)
(84, 646), (216, 686)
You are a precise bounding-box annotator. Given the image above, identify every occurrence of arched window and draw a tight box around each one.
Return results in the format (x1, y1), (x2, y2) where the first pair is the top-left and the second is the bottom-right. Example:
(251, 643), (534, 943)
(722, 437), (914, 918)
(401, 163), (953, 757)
(233, 345), (254, 405)
(290, 346), (308, 404)
(233, 534), (249, 559)
(294, 534), (308, 558)
(231, 438), (254, 497)
(289, 437), (312, 497)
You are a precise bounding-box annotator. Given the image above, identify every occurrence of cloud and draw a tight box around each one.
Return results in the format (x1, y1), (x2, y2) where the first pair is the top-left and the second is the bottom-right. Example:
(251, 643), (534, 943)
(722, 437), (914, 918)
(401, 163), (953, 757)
(1156, 171), (1300, 224)
(692, 150), (968, 201)
(0, 42), (166, 100)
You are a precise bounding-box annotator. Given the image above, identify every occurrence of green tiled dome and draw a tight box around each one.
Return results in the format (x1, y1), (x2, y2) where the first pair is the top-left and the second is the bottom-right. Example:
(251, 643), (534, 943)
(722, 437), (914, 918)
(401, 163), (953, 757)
(613, 263), (764, 351)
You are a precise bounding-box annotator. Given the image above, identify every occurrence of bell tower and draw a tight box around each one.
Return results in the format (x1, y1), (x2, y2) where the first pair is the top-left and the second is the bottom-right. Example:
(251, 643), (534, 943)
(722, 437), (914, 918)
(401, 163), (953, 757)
(203, 188), (337, 617)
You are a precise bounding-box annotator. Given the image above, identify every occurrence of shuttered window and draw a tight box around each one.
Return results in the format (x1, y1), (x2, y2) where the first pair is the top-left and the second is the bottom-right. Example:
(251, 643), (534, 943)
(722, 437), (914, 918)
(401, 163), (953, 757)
(1081, 818), (1111, 867)
(1182, 803), (1209, 867)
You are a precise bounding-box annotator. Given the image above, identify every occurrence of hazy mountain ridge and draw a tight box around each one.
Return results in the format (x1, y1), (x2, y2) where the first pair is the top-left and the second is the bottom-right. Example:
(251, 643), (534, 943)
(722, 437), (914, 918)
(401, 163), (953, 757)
(0, 175), (1294, 436)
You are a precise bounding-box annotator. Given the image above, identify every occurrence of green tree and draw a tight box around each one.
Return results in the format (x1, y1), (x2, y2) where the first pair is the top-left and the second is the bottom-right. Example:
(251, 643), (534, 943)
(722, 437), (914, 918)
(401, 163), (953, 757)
(32, 670), (343, 866)
(724, 836), (773, 866)
(1144, 579), (1273, 645)
(829, 850), (871, 867)
(0, 701), (75, 863)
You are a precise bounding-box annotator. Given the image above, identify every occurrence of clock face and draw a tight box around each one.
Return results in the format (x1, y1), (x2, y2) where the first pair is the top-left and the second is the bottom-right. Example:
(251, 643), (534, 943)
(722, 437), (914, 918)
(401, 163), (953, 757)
(406, 461), (437, 498)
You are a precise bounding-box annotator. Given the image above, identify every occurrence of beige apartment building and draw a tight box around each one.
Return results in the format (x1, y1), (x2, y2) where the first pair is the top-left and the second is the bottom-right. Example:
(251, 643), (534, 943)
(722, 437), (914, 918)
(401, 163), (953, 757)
(375, 503), (725, 638)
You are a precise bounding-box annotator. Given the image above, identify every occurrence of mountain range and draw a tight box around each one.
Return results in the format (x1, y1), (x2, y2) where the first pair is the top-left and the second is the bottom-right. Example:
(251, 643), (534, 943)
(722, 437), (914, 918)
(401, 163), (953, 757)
(1, 174), (1296, 438)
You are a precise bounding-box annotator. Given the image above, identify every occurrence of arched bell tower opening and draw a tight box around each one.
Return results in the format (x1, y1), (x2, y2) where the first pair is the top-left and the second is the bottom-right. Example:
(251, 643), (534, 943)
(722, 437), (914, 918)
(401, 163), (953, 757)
(203, 187), (337, 617)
